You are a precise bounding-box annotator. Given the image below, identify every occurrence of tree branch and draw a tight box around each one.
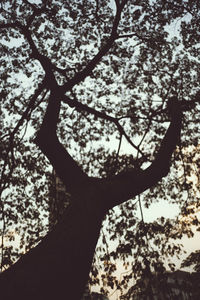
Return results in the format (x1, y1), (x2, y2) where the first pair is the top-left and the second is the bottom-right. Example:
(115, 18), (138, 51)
(0, 22), (18, 29)
(0, 81), (47, 196)
(98, 100), (182, 210)
(35, 92), (89, 194)
(1, 19), (90, 194)
(61, 0), (128, 93)
(63, 95), (146, 158)
(23, 0), (38, 11)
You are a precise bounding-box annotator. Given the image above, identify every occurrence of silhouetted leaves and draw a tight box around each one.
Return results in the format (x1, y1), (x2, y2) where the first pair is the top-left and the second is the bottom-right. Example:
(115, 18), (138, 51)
(0, 0), (200, 298)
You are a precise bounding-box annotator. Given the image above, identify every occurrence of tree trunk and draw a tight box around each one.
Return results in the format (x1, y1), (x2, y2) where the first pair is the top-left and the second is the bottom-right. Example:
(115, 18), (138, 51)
(0, 192), (104, 300)
(0, 91), (182, 299)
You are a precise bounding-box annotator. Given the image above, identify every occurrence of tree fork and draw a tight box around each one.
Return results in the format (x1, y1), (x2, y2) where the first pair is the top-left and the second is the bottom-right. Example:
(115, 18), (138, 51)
(0, 98), (182, 299)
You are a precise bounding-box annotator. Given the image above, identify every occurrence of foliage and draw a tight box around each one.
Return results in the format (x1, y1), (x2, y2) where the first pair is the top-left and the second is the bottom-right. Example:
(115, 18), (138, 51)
(181, 250), (200, 272)
(0, 0), (200, 298)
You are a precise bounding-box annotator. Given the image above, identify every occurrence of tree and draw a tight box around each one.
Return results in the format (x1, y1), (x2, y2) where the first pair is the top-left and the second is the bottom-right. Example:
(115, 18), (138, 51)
(182, 250), (200, 300)
(181, 250), (200, 272)
(0, 0), (200, 299)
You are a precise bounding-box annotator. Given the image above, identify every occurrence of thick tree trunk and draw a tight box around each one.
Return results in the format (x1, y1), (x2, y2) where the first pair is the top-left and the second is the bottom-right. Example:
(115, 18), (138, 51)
(0, 192), (104, 300)
(0, 89), (182, 299)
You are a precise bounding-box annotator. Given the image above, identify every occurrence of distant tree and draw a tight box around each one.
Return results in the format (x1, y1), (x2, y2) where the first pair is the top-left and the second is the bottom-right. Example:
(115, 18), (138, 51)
(182, 249), (200, 300)
(0, 0), (200, 299)
(181, 250), (200, 272)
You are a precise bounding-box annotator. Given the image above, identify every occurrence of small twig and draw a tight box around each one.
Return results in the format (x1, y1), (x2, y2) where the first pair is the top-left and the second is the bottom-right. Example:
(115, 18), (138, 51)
(138, 195), (144, 223)
(116, 134), (122, 159)
(23, 0), (38, 11)
(0, 200), (6, 272)
(136, 117), (153, 160)
(95, 0), (99, 20)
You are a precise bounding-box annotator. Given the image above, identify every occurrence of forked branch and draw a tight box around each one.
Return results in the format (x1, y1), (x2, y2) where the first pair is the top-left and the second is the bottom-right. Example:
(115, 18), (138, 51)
(98, 99), (182, 210)
(35, 91), (89, 194)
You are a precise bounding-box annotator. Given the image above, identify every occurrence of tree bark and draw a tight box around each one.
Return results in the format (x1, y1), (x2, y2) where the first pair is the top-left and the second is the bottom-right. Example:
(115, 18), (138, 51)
(0, 192), (105, 300)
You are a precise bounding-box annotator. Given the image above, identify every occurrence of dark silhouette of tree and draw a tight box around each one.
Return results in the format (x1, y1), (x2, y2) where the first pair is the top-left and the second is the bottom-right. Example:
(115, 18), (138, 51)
(0, 0), (200, 299)
(182, 250), (200, 272)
